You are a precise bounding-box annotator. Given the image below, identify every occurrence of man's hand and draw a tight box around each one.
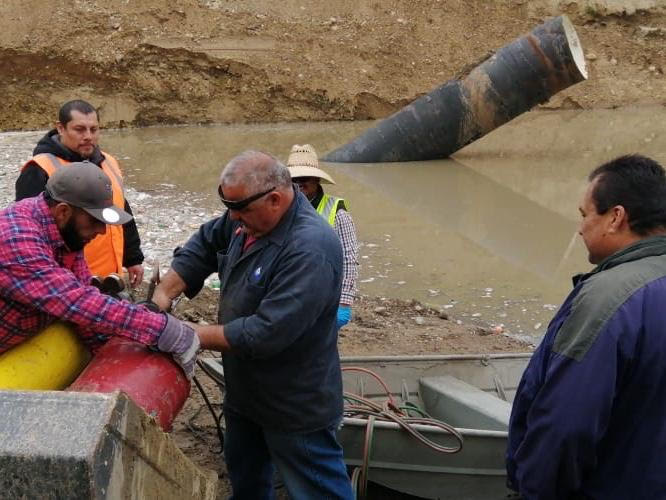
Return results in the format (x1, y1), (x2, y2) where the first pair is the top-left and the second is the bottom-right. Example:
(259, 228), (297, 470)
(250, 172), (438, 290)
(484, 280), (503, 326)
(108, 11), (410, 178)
(126, 264), (144, 288)
(152, 268), (187, 311)
(337, 305), (352, 330)
(157, 314), (200, 379)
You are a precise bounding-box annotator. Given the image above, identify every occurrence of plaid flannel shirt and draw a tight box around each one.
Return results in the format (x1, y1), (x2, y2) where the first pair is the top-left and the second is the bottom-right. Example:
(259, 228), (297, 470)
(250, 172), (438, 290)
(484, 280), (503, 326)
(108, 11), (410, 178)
(0, 194), (166, 354)
(334, 209), (358, 305)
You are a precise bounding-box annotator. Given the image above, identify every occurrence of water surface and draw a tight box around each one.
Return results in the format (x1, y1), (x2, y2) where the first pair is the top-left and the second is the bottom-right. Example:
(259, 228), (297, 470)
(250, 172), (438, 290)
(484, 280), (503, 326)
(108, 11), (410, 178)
(2, 107), (662, 340)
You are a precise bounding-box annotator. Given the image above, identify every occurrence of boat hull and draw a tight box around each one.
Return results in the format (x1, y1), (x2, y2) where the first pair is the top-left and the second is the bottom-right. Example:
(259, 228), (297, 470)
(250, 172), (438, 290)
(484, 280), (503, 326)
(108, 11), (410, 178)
(339, 354), (531, 499)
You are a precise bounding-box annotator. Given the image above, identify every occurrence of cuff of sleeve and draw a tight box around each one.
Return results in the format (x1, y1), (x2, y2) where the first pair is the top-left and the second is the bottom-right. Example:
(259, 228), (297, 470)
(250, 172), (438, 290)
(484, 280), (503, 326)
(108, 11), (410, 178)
(123, 256), (144, 267)
(339, 292), (355, 305)
(171, 259), (206, 299)
(223, 318), (251, 355)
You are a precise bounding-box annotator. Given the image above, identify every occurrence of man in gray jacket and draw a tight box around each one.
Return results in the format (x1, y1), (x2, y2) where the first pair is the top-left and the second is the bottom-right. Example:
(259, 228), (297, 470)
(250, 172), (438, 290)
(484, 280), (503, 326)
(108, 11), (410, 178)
(153, 151), (352, 499)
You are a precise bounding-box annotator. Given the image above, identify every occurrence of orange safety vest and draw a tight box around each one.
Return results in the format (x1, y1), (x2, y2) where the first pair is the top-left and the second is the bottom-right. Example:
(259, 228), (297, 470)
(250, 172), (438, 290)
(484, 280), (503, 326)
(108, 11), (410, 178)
(22, 152), (126, 277)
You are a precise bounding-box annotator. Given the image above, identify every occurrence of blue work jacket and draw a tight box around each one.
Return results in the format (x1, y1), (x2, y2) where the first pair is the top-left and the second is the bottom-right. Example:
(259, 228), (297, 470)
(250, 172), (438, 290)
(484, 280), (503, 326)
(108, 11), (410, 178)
(172, 190), (344, 432)
(507, 236), (666, 499)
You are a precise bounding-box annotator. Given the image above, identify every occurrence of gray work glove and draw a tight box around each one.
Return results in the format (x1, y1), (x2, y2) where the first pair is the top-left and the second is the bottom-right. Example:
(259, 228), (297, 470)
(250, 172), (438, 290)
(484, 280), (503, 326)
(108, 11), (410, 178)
(157, 314), (200, 380)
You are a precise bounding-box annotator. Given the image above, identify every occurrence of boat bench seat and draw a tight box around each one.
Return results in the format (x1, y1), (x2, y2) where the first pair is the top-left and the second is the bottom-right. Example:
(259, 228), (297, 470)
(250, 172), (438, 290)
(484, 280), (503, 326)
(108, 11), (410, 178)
(419, 375), (511, 431)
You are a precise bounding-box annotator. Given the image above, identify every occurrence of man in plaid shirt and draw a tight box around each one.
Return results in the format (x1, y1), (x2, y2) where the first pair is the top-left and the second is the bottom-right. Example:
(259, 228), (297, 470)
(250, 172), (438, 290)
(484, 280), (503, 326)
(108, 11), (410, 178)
(286, 144), (359, 330)
(0, 162), (199, 378)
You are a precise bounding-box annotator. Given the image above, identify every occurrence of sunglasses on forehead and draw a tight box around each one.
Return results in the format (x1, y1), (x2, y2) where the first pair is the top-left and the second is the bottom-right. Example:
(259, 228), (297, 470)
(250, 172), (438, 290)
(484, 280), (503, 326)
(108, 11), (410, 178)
(218, 186), (276, 211)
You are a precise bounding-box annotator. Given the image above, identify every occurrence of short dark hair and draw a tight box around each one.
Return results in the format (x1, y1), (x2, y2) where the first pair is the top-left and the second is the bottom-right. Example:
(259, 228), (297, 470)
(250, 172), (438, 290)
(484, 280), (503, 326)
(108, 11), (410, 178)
(58, 100), (99, 125)
(589, 154), (666, 235)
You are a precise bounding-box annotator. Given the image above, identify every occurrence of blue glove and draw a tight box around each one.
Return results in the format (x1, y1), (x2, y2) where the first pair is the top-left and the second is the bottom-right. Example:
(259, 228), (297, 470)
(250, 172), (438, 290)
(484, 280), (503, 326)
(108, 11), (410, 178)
(337, 306), (352, 330)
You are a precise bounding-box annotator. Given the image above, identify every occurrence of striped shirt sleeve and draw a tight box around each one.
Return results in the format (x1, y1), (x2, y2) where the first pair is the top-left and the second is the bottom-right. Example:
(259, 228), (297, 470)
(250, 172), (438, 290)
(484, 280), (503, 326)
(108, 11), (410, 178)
(334, 209), (359, 305)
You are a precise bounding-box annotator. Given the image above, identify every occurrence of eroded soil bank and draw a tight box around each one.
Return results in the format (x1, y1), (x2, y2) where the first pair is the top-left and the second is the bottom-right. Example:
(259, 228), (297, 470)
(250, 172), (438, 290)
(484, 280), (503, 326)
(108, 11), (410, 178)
(1, 0), (664, 131)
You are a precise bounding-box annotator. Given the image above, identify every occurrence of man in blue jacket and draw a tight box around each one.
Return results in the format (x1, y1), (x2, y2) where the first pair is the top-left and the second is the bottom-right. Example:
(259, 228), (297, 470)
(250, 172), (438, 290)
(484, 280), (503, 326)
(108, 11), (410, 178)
(507, 154), (666, 499)
(153, 151), (352, 499)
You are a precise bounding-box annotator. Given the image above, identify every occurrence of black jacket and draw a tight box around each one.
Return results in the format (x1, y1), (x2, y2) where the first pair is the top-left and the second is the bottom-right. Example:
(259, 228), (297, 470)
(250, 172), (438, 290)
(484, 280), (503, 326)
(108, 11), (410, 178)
(15, 130), (144, 267)
(172, 191), (344, 432)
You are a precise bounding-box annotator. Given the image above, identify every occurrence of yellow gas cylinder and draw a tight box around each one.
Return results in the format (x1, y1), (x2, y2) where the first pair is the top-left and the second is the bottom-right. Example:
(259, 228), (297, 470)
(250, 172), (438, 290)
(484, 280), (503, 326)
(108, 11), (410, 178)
(0, 322), (91, 390)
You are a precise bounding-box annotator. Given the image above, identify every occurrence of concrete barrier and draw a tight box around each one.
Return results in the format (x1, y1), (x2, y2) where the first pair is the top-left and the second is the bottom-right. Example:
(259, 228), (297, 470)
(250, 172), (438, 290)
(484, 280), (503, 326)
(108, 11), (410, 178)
(0, 390), (217, 499)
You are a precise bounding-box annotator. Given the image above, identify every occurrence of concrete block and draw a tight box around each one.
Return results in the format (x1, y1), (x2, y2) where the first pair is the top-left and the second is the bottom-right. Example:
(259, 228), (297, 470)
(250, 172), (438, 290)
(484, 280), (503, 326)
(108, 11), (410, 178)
(0, 390), (217, 499)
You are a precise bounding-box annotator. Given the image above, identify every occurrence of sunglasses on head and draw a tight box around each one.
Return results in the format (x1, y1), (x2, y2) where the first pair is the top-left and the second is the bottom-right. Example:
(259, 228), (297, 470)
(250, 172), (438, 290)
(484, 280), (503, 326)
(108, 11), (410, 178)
(218, 186), (276, 211)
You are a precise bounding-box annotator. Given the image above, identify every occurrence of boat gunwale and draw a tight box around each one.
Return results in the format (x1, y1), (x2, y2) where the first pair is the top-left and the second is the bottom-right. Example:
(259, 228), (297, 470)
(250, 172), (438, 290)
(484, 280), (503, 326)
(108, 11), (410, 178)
(340, 353), (532, 363)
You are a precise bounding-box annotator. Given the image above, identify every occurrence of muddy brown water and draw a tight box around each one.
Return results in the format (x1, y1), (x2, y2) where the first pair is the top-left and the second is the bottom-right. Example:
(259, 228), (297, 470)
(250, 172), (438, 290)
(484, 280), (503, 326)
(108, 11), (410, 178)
(2, 107), (664, 341)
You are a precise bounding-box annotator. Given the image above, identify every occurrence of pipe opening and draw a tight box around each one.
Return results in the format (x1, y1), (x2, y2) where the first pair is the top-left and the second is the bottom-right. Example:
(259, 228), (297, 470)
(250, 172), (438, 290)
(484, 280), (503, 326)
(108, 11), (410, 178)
(561, 15), (588, 80)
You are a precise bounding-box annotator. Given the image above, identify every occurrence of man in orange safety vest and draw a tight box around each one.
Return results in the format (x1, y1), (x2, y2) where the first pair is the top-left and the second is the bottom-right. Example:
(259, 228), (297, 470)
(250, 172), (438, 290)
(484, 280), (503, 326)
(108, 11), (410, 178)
(15, 99), (145, 286)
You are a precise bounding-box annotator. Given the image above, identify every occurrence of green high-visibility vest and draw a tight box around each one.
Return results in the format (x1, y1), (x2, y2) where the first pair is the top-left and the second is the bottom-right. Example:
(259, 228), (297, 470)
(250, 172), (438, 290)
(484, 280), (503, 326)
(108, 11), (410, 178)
(316, 194), (347, 227)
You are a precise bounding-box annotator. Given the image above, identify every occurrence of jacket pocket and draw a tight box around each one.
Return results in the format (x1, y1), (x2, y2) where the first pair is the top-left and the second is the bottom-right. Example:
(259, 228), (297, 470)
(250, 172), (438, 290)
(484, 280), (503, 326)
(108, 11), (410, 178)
(232, 281), (266, 315)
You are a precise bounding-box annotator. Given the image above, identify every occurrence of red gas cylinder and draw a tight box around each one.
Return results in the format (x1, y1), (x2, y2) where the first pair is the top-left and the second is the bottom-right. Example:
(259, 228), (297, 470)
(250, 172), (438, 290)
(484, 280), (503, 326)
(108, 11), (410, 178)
(68, 337), (191, 431)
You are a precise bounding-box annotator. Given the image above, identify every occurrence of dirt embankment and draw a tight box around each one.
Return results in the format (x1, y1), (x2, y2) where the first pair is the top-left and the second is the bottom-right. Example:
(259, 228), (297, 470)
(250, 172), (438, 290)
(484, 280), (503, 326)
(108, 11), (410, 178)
(0, 0), (664, 131)
(170, 285), (531, 357)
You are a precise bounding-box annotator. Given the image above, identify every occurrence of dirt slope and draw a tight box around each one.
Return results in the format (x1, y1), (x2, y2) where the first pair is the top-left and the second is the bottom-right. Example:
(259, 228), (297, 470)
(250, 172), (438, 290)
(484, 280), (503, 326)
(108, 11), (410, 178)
(0, 0), (664, 130)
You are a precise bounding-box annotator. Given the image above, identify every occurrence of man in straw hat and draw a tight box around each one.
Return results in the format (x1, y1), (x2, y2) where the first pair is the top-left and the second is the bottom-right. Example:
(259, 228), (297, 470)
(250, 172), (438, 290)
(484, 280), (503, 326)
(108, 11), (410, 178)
(287, 144), (359, 331)
(0, 162), (200, 379)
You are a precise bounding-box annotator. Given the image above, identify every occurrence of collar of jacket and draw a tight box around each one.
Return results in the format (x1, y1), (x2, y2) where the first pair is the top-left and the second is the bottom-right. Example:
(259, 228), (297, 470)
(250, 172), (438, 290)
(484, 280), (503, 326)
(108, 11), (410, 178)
(33, 129), (105, 166)
(573, 234), (666, 286)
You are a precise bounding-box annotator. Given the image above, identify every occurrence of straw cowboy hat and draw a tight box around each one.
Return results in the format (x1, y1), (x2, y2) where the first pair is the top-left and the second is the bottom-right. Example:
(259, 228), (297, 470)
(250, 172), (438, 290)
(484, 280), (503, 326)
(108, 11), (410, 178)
(286, 144), (335, 184)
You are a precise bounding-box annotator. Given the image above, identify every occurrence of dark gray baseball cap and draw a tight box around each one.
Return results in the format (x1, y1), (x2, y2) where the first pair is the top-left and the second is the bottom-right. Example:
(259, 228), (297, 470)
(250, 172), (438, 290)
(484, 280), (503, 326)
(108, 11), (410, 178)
(45, 161), (132, 226)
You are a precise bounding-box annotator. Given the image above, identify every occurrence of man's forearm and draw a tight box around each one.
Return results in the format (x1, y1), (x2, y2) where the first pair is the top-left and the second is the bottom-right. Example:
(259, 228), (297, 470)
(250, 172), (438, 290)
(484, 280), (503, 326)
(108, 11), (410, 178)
(153, 268), (188, 310)
(195, 324), (231, 352)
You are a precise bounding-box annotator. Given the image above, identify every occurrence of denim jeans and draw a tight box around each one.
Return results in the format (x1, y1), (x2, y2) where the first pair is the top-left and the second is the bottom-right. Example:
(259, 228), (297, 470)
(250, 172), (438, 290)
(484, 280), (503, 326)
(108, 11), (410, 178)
(223, 410), (353, 500)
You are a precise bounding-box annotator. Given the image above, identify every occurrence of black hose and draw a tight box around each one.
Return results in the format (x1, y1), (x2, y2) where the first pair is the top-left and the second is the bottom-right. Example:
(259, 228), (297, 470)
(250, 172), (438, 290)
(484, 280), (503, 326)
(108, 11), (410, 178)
(192, 371), (225, 454)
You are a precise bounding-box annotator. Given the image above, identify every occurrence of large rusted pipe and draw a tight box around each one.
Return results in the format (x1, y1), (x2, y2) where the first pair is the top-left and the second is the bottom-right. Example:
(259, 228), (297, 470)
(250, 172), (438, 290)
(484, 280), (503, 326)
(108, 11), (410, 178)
(323, 15), (587, 163)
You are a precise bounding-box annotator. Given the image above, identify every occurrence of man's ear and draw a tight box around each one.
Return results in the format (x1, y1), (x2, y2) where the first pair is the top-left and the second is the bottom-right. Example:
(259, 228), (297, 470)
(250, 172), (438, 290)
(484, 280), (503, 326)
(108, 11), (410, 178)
(55, 121), (65, 135)
(267, 191), (282, 208)
(52, 202), (73, 227)
(608, 205), (628, 233)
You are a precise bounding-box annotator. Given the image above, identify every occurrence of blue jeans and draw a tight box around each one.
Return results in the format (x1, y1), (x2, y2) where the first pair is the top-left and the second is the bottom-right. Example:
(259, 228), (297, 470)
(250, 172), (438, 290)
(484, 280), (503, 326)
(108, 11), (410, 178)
(223, 410), (353, 500)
